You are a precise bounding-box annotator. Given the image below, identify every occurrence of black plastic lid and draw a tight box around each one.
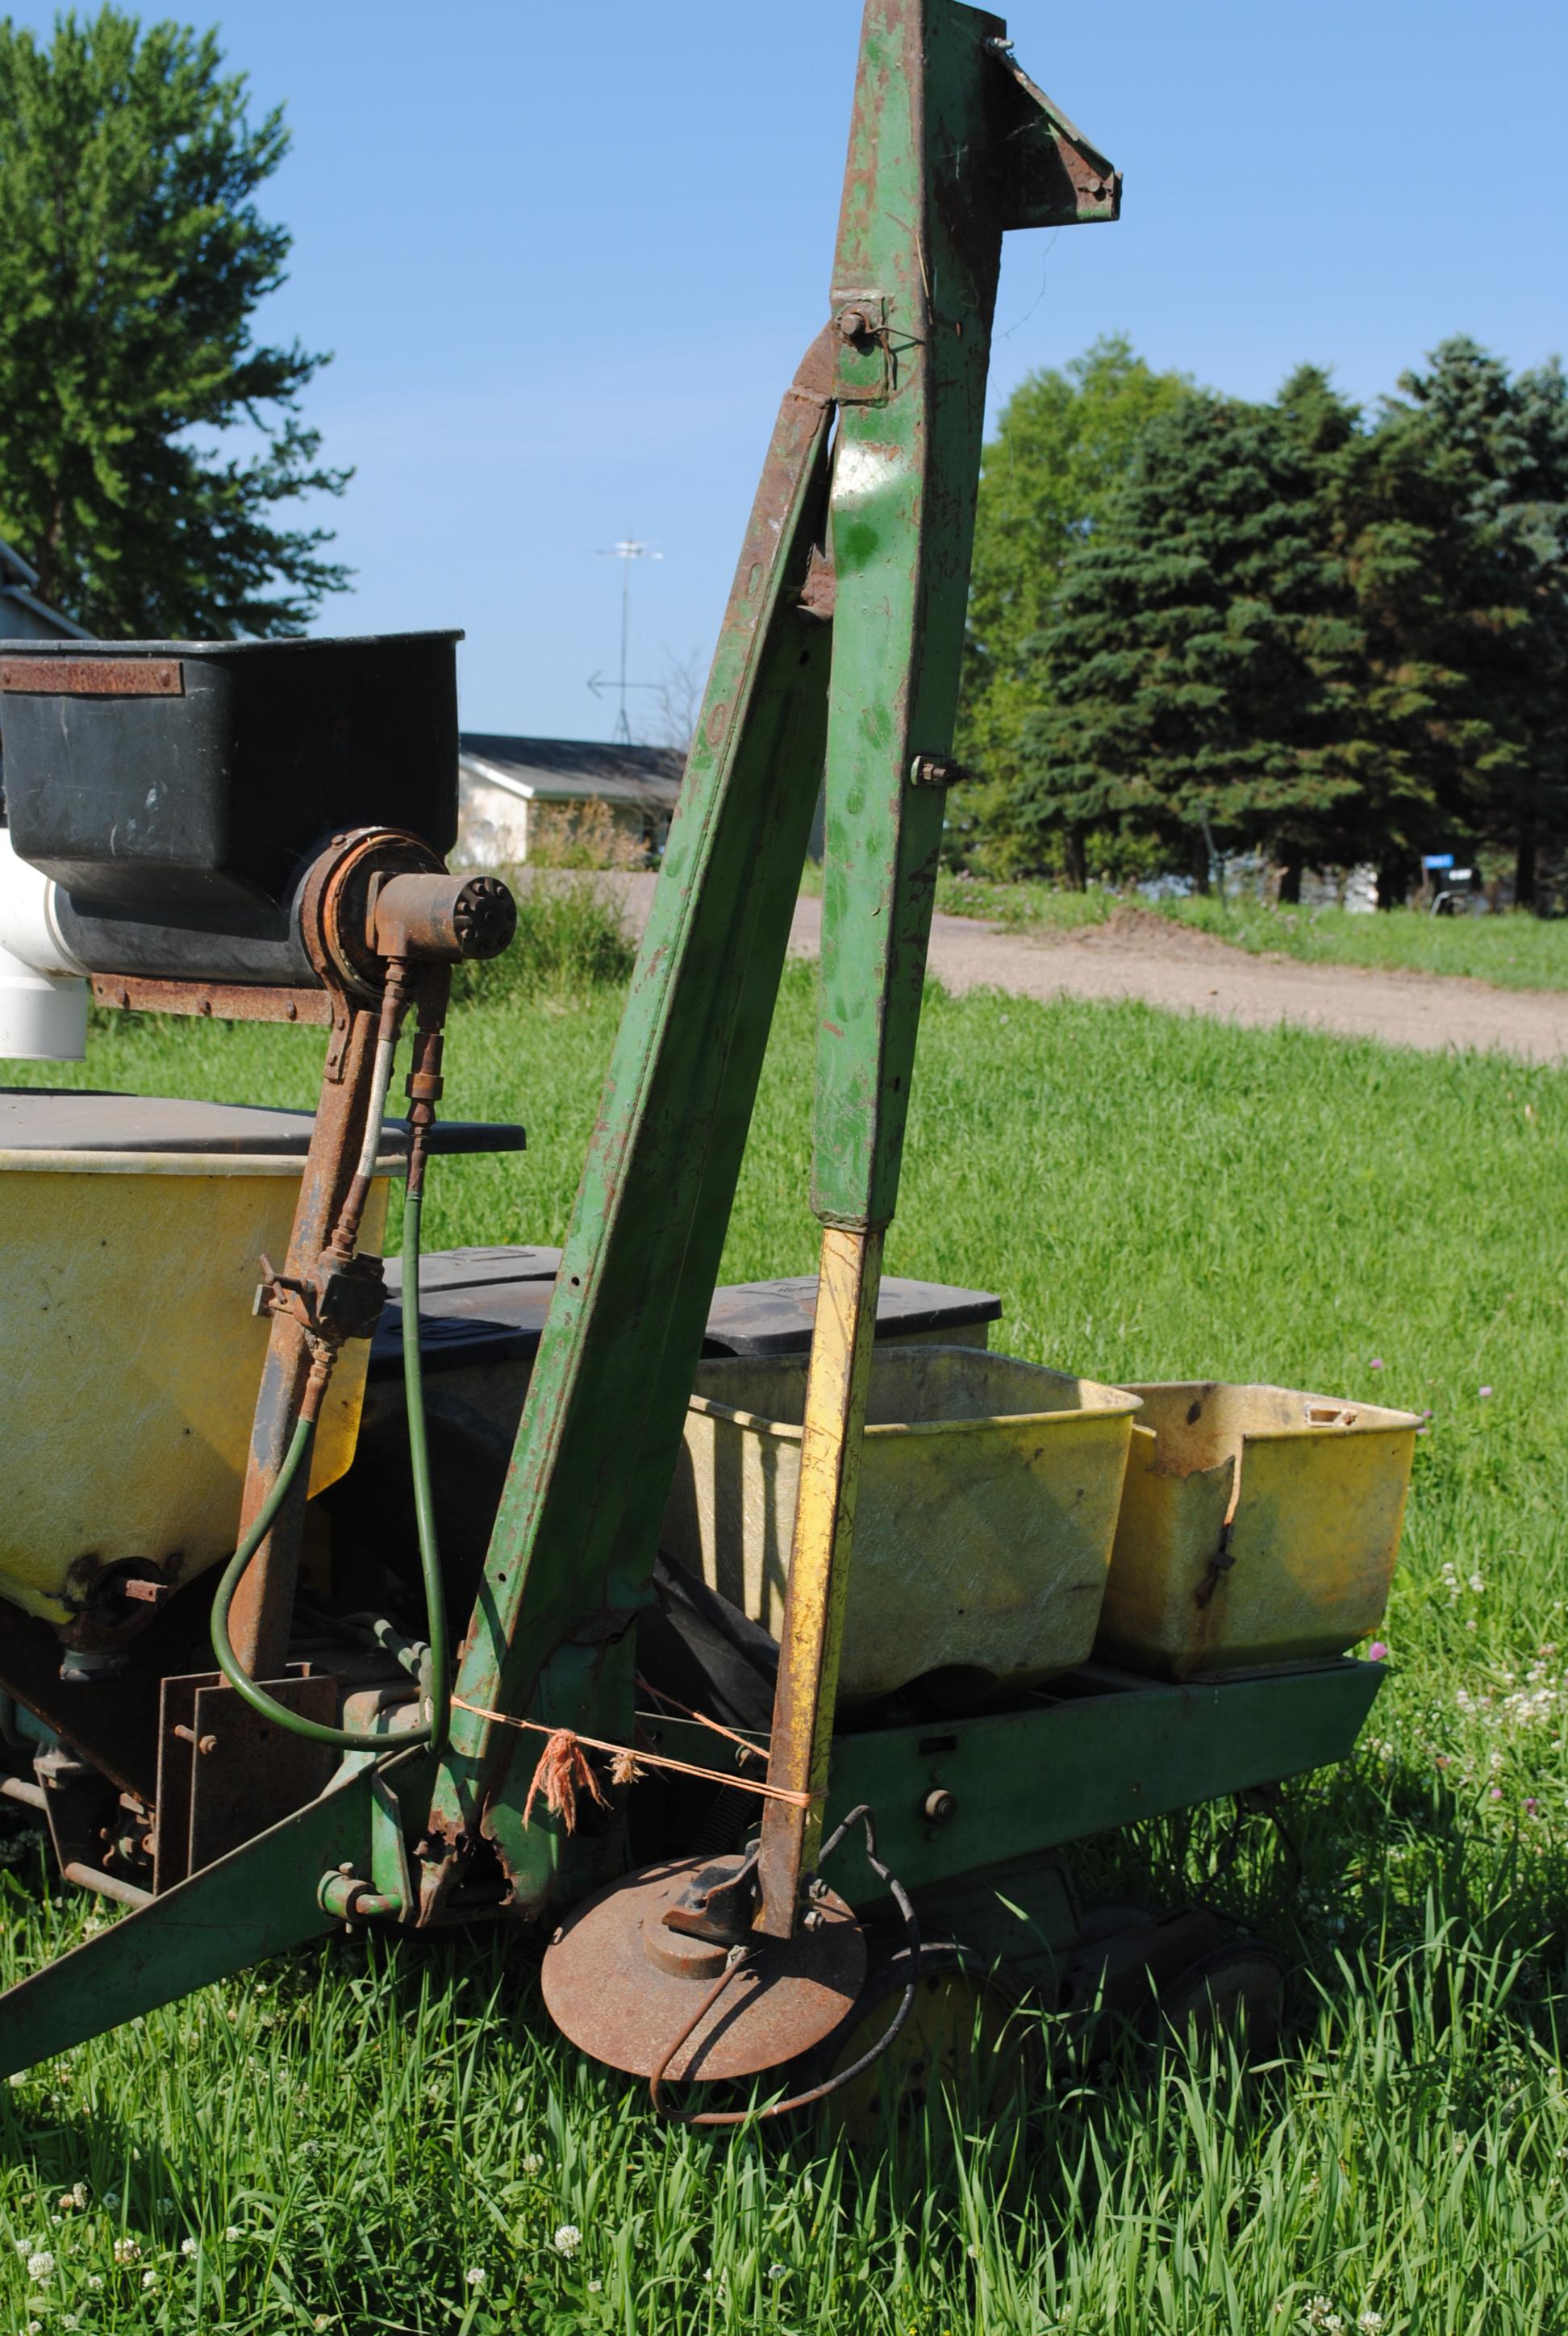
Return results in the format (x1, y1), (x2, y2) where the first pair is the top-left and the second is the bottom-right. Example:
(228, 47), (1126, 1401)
(370, 1253), (1001, 1379)
(0, 1089), (525, 1159)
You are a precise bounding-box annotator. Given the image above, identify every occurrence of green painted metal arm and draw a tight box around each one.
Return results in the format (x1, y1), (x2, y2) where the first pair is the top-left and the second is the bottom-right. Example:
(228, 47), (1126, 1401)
(756, 1), (1124, 1923)
(0, 1758), (388, 2079)
(420, 332), (840, 1917)
(815, 0), (1110, 1230)
(423, 0), (1121, 1929)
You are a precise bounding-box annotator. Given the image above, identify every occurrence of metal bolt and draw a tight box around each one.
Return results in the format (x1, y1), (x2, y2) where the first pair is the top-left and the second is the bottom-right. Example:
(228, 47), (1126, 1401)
(909, 753), (977, 790)
(923, 1787), (957, 1825)
(802, 1908), (825, 1932)
(837, 305), (871, 342)
(725, 1942), (749, 1967)
(807, 1874), (831, 1902)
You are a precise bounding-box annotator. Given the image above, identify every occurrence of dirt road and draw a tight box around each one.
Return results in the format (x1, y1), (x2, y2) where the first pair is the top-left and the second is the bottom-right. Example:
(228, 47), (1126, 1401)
(605, 877), (1568, 1064)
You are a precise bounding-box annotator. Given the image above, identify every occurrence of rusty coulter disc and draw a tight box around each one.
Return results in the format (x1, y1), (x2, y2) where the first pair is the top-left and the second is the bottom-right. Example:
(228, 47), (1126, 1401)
(540, 1856), (867, 2082)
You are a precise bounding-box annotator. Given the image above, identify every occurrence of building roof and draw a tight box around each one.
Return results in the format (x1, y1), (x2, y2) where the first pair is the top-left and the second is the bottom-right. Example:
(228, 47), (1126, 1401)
(459, 733), (684, 810)
(0, 537), (90, 641)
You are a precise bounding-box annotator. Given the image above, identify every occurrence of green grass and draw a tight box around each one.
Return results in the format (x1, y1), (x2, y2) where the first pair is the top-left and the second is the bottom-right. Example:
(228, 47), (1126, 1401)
(1162, 896), (1568, 991)
(933, 874), (1112, 935)
(928, 874), (1568, 991)
(4, 973), (1568, 2330)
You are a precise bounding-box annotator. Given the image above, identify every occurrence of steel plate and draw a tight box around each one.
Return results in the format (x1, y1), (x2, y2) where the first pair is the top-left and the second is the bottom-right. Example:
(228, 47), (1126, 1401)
(540, 1857), (866, 2081)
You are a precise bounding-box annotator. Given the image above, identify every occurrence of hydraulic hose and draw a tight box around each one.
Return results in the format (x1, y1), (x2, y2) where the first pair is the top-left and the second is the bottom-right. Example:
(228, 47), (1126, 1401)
(401, 1180), (449, 1750)
(211, 1167), (449, 1754)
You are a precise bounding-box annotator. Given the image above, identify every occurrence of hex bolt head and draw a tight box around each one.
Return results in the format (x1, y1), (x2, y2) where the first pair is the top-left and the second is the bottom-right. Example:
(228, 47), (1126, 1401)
(923, 1787), (957, 1825)
(909, 753), (978, 790)
(802, 1908), (826, 1933)
(837, 305), (871, 342)
(807, 1874), (831, 1902)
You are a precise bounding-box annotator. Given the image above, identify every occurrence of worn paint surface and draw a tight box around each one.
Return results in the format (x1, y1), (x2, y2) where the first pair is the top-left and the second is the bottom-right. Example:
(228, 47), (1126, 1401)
(813, 0), (1007, 1232)
(428, 0), (1125, 1928)
(0, 1162), (385, 1625)
(423, 334), (840, 1917)
(1099, 1382), (1420, 1679)
(663, 1347), (1140, 1700)
(0, 1755), (383, 2077)
(755, 1225), (882, 1932)
(641, 1656), (1382, 1911)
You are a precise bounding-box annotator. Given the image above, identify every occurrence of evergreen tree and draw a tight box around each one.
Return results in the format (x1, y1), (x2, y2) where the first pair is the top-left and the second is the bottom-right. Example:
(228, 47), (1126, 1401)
(955, 335), (1191, 871)
(1341, 340), (1568, 904)
(0, 7), (348, 636)
(1018, 378), (1373, 889)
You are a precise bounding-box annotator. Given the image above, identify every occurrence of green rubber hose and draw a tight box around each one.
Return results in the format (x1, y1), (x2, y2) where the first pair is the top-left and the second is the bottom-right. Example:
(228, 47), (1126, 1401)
(211, 1183), (448, 1753)
(401, 1183), (449, 1750)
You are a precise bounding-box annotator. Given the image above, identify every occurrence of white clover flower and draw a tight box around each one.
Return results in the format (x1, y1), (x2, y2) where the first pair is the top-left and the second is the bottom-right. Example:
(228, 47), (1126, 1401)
(521, 2151), (543, 2177)
(465, 2267), (485, 2289)
(86, 2275), (103, 2292)
(26, 2250), (54, 2281)
(14, 2238), (29, 2258)
(553, 2223), (582, 2259)
(181, 2235), (198, 2256)
(1358, 2313), (1384, 2334)
(588, 2278), (603, 2292)
(142, 2267), (157, 2288)
(769, 2262), (789, 2280)
(225, 2225), (243, 2242)
(27, 2319), (40, 2334)
(113, 2236), (140, 2265)
(314, 2317), (334, 2332)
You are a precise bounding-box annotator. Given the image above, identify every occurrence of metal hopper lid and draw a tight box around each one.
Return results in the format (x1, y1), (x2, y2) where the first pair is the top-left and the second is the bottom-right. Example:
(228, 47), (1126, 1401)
(0, 1089), (526, 1162)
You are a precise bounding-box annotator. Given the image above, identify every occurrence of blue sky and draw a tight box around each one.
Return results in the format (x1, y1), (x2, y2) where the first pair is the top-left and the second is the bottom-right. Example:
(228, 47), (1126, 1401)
(16, 0), (1568, 737)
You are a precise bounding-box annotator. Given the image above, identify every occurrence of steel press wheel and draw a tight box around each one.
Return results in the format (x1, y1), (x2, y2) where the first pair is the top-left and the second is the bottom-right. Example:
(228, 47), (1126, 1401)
(1156, 1939), (1285, 2054)
(813, 1942), (1039, 2145)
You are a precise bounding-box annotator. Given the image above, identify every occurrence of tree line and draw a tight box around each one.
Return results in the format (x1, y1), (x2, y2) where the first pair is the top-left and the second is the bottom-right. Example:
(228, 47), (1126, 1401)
(956, 336), (1568, 907)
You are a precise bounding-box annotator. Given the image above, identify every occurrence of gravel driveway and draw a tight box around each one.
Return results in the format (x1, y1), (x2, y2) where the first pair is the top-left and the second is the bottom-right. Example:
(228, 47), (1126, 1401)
(590, 875), (1568, 1065)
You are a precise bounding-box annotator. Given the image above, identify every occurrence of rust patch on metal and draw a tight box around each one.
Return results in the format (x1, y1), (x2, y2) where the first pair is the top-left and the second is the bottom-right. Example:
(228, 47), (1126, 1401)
(799, 544), (837, 623)
(0, 657), (183, 698)
(540, 1855), (865, 2080)
(90, 974), (332, 1025)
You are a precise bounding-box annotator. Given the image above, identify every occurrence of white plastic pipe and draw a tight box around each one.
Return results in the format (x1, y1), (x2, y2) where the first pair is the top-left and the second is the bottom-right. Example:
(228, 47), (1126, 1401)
(0, 824), (88, 1062)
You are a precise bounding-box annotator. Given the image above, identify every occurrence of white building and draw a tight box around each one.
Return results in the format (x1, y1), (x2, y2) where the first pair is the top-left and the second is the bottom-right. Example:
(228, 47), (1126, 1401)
(457, 734), (685, 866)
(0, 537), (88, 642)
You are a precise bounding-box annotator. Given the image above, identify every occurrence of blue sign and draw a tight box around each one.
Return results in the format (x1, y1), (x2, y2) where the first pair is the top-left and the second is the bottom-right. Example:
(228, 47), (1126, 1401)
(1422, 853), (1455, 870)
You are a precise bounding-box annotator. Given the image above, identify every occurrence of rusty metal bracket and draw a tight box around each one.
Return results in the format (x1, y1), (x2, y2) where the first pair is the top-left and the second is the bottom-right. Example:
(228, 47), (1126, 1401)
(985, 40), (1121, 228)
(90, 975), (333, 1027)
(253, 1249), (388, 1345)
(830, 289), (891, 404)
(0, 656), (184, 698)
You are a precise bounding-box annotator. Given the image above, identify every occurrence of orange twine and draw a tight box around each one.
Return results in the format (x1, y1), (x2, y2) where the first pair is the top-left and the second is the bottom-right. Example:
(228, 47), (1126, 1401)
(448, 1696), (819, 1833)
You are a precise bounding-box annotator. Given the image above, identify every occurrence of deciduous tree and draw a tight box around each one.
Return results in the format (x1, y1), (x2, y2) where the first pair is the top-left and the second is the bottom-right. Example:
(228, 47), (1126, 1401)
(954, 335), (1191, 873)
(0, 6), (348, 636)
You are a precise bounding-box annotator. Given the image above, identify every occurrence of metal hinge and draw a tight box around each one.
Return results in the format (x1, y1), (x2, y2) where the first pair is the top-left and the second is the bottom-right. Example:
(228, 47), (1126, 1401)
(830, 289), (891, 404)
